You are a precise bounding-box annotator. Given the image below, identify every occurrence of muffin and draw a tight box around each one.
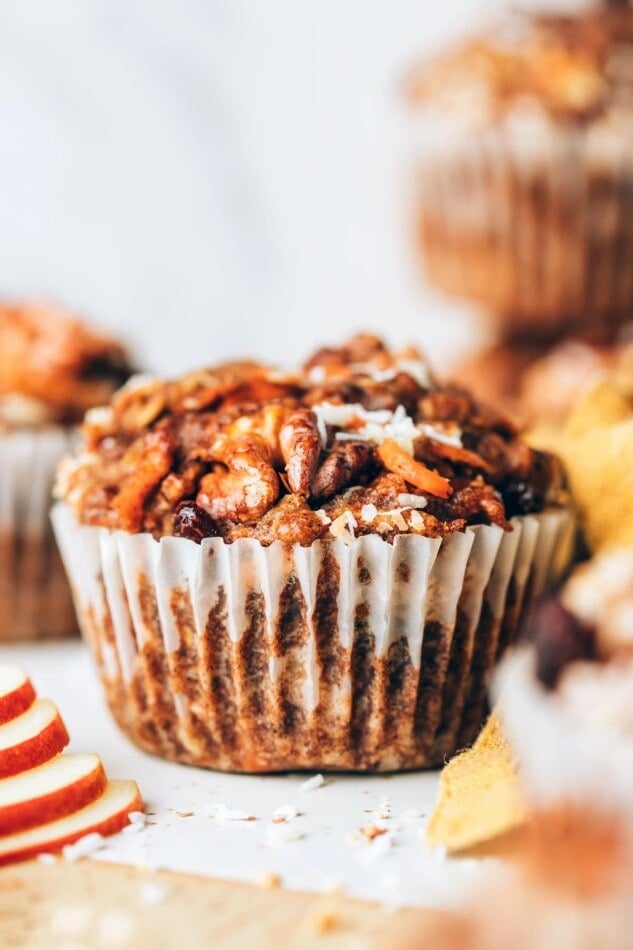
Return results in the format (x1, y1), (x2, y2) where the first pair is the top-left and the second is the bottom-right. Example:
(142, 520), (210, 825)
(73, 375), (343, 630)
(408, 5), (633, 337)
(496, 547), (633, 811)
(448, 325), (633, 426)
(52, 334), (572, 772)
(0, 301), (132, 640)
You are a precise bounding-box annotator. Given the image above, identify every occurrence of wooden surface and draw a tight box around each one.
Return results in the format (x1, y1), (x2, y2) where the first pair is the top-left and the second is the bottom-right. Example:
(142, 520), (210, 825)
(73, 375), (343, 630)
(0, 859), (458, 949)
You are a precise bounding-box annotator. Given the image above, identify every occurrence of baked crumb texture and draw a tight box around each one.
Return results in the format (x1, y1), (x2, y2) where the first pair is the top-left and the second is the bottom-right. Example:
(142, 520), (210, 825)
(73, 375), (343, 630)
(0, 300), (131, 427)
(52, 337), (572, 772)
(57, 335), (563, 544)
(408, 7), (633, 330)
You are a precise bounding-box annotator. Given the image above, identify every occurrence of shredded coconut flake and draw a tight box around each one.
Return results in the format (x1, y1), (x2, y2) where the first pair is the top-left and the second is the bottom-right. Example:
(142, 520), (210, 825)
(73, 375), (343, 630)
(209, 803), (256, 822)
(409, 510), (425, 530)
(361, 503), (378, 523)
(397, 493), (428, 510)
(329, 511), (357, 544)
(272, 803), (301, 822)
(62, 833), (105, 862)
(419, 423), (463, 447)
(266, 822), (304, 845)
(37, 852), (58, 866)
(333, 403), (419, 454)
(299, 773), (325, 794)
(314, 509), (332, 526)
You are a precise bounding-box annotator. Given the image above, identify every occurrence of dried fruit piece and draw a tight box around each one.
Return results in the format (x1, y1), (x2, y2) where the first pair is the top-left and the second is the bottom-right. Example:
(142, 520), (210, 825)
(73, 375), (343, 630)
(378, 439), (452, 498)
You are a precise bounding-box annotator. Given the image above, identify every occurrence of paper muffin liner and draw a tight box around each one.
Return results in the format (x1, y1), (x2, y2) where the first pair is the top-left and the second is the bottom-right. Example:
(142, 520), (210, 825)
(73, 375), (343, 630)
(413, 110), (633, 335)
(52, 502), (573, 772)
(0, 428), (77, 641)
(495, 649), (633, 814)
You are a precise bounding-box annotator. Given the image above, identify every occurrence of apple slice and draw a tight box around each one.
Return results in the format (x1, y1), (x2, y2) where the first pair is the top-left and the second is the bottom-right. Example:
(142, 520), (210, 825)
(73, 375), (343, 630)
(0, 753), (107, 835)
(0, 700), (69, 779)
(0, 780), (143, 865)
(0, 666), (36, 725)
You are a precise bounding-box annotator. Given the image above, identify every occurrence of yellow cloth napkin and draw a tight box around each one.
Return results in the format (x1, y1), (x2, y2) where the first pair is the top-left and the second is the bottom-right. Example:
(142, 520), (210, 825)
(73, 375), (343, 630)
(426, 713), (526, 852)
(529, 378), (633, 552)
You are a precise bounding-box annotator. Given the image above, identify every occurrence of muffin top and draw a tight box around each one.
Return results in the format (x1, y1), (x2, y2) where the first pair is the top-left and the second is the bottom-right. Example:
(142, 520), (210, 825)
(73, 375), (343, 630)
(0, 301), (132, 427)
(407, 4), (633, 125)
(56, 334), (565, 544)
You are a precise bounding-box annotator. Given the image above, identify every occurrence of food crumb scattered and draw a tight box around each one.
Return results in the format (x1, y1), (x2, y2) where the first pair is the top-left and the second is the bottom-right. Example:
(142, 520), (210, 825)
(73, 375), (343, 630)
(272, 803), (301, 823)
(310, 908), (340, 935)
(257, 871), (282, 889)
(360, 823), (388, 841)
(209, 804), (256, 822)
(299, 774), (325, 794)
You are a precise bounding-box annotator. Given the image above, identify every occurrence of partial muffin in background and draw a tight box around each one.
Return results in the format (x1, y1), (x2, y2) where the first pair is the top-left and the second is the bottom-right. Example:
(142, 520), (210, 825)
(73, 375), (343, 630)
(408, 4), (633, 337)
(0, 301), (132, 641)
(449, 327), (633, 426)
(53, 334), (572, 773)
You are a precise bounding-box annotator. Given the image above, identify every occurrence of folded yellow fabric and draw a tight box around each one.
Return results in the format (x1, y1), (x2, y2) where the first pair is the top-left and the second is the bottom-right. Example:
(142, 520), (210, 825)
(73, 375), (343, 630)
(426, 713), (526, 852)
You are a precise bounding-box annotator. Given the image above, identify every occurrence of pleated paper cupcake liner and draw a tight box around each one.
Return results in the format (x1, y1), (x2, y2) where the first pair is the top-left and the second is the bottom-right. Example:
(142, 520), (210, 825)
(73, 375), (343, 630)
(414, 112), (633, 336)
(0, 428), (77, 640)
(53, 502), (574, 772)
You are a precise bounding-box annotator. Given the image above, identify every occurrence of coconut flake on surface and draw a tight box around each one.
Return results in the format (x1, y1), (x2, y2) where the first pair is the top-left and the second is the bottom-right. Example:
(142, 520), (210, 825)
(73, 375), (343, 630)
(128, 811), (146, 825)
(334, 404), (420, 454)
(62, 833), (106, 862)
(329, 511), (357, 544)
(209, 804), (256, 822)
(418, 423), (463, 448)
(299, 773), (325, 794)
(272, 803), (301, 822)
(266, 822), (304, 846)
(360, 503), (378, 523)
(314, 508), (332, 526)
(409, 511), (425, 531)
(397, 493), (428, 510)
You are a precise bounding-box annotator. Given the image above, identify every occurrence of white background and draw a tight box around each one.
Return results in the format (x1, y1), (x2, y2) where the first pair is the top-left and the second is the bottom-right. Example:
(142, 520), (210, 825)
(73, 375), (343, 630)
(0, 0), (492, 376)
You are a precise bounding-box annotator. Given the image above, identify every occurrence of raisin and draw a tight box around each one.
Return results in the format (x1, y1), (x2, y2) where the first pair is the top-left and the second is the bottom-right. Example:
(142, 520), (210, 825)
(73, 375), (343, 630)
(173, 502), (220, 543)
(523, 596), (597, 690)
(501, 479), (544, 517)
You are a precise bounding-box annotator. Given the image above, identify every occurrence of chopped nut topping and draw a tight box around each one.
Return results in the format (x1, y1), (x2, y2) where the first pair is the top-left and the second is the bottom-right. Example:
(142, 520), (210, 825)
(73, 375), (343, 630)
(57, 335), (563, 543)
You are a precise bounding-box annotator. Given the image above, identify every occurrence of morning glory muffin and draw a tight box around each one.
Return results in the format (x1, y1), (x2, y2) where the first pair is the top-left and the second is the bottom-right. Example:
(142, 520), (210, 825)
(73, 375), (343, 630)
(53, 334), (572, 771)
(0, 300), (132, 640)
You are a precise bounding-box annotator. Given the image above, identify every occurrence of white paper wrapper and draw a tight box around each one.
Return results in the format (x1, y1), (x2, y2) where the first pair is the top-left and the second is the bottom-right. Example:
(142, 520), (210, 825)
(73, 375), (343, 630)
(495, 649), (633, 813)
(0, 428), (77, 640)
(413, 108), (633, 332)
(52, 502), (573, 772)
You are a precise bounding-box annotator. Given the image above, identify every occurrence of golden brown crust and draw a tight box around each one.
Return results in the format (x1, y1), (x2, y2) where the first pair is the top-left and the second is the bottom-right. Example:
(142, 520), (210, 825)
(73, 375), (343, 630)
(407, 8), (633, 122)
(0, 300), (132, 425)
(56, 335), (564, 543)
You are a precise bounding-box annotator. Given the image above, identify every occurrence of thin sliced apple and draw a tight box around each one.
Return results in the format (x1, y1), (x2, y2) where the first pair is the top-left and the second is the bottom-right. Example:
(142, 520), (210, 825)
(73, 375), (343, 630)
(0, 700), (69, 779)
(0, 753), (106, 835)
(0, 666), (36, 726)
(0, 780), (143, 865)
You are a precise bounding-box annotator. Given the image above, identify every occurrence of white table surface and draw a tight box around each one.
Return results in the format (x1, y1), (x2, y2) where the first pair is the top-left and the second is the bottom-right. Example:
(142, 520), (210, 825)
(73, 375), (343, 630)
(0, 639), (502, 909)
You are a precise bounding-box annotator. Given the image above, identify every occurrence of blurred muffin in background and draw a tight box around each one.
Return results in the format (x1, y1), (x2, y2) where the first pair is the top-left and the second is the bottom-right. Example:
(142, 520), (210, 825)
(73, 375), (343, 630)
(448, 325), (633, 426)
(407, 3), (633, 338)
(0, 301), (132, 641)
